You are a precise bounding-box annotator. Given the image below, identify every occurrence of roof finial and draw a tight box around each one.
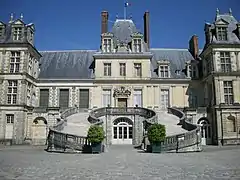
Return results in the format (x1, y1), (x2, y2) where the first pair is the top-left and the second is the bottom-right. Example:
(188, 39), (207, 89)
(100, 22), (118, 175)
(116, 14), (119, 19)
(10, 13), (14, 23)
(216, 8), (219, 16)
(229, 8), (232, 16)
(20, 13), (23, 20)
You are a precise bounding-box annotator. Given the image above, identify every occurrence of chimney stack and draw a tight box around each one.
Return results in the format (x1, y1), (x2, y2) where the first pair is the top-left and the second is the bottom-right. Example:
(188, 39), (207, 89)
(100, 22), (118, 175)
(101, 11), (108, 34)
(189, 35), (199, 59)
(143, 11), (150, 48)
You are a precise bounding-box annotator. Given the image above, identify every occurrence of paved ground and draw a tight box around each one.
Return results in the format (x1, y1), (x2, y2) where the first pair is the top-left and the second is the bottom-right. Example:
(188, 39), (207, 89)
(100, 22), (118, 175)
(0, 145), (240, 180)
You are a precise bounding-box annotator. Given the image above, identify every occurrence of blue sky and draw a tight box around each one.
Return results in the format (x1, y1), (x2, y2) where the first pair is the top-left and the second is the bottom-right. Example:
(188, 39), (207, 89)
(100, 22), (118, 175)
(1, 0), (240, 51)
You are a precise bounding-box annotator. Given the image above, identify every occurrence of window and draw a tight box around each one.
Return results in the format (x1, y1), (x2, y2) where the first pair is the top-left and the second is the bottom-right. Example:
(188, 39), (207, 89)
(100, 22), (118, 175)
(13, 27), (22, 41)
(217, 27), (227, 41)
(223, 81), (233, 104)
(133, 39), (142, 52)
(6, 114), (14, 124)
(7, 80), (17, 104)
(159, 65), (169, 78)
(220, 52), (231, 72)
(133, 89), (142, 107)
(119, 63), (126, 76)
(160, 89), (169, 110)
(206, 56), (213, 75)
(59, 89), (69, 108)
(134, 63), (142, 77)
(102, 89), (111, 107)
(189, 65), (197, 78)
(0, 27), (4, 38)
(28, 55), (33, 75)
(79, 89), (89, 108)
(27, 82), (31, 105)
(104, 63), (111, 76)
(39, 89), (49, 107)
(103, 38), (112, 52)
(10, 51), (20, 73)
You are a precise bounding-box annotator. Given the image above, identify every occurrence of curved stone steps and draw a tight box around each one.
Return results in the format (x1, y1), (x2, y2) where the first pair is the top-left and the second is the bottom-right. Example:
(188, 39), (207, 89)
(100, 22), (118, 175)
(62, 112), (91, 136)
(157, 111), (187, 136)
(61, 111), (187, 137)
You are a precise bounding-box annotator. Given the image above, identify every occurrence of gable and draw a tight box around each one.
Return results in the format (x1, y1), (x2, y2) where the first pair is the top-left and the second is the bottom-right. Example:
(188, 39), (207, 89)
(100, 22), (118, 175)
(0, 21), (5, 26)
(13, 19), (25, 25)
(215, 18), (229, 25)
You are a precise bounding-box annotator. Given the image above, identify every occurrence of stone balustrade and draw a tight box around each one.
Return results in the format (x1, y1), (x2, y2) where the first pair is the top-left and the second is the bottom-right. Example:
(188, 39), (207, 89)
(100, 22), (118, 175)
(47, 106), (201, 153)
(47, 107), (90, 152)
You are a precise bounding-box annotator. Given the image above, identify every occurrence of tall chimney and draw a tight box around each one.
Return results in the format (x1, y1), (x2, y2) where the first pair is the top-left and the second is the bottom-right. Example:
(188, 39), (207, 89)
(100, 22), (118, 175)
(143, 11), (150, 48)
(189, 35), (199, 59)
(101, 11), (108, 34)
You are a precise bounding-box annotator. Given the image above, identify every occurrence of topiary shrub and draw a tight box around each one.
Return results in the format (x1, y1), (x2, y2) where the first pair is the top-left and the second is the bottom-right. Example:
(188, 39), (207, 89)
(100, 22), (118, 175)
(87, 125), (105, 144)
(147, 123), (166, 144)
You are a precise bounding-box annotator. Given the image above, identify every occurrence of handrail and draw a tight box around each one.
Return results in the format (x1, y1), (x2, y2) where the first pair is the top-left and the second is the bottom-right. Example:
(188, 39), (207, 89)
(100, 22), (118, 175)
(88, 107), (158, 125)
(162, 107), (202, 152)
(46, 107), (89, 152)
(143, 107), (202, 152)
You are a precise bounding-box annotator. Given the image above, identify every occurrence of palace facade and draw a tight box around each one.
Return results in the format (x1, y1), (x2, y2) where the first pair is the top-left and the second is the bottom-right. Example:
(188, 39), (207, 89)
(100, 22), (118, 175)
(0, 9), (240, 146)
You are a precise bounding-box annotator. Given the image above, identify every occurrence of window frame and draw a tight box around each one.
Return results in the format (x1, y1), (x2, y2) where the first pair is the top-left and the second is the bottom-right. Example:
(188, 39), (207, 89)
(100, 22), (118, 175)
(220, 52), (231, 73)
(6, 114), (14, 124)
(134, 63), (142, 77)
(7, 80), (18, 104)
(223, 81), (234, 105)
(119, 63), (126, 76)
(10, 51), (20, 73)
(103, 63), (112, 76)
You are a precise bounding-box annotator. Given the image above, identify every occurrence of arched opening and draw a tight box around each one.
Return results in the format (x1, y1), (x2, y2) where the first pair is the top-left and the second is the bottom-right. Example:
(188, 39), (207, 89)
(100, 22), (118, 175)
(32, 117), (48, 145)
(112, 117), (133, 145)
(197, 117), (211, 145)
(33, 117), (48, 125)
(227, 114), (236, 132)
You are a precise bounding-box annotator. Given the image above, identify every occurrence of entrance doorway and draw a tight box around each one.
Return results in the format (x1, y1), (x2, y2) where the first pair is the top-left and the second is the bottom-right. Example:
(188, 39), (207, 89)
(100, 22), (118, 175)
(118, 98), (127, 108)
(112, 117), (133, 144)
(197, 118), (211, 145)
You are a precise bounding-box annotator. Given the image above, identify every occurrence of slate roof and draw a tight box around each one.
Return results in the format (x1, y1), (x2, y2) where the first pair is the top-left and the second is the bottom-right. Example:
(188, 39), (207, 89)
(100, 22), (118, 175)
(39, 48), (193, 79)
(205, 13), (240, 45)
(112, 19), (137, 45)
(39, 50), (96, 79)
(0, 19), (34, 44)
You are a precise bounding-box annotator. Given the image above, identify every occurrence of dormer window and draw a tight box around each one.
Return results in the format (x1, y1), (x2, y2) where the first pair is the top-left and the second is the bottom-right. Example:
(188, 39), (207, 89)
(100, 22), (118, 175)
(188, 63), (198, 78)
(133, 39), (142, 52)
(158, 60), (170, 78)
(13, 27), (22, 41)
(217, 26), (227, 41)
(0, 26), (4, 38)
(102, 38), (112, 52)
(159, 65), (170, 78)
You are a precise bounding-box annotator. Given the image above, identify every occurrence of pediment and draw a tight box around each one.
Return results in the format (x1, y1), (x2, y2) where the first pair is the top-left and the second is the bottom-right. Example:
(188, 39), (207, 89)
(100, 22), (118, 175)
(13, 19), (25, 25)
(157, 59), (170, 64)
(131, 32), (143, 37)
(101, 32), (113, 37)
(215, 18), (229, 25)
(0, 21), (5, 26)
(27, 23), (35, 31)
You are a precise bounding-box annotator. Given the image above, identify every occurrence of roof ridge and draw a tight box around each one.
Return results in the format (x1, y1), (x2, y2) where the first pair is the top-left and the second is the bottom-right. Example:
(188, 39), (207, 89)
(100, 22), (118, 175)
(39, 49), (97, 53)
(150, 48), (189, 51)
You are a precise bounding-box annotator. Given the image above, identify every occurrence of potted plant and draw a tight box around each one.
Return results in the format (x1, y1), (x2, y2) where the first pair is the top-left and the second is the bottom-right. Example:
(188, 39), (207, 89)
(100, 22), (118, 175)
(147, 123), (166, 153)
(87, 125), (105, 153)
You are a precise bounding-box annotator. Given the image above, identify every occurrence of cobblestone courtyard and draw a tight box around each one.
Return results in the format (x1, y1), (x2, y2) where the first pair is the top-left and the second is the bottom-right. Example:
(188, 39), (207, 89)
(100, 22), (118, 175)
(0, 145), (240, 180)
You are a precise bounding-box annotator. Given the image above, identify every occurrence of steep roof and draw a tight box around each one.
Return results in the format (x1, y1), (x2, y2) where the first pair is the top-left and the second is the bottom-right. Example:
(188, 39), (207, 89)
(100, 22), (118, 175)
(39, 50), (96, 79)
(39, 49), (193, 79)
(112, 19), (138, 45)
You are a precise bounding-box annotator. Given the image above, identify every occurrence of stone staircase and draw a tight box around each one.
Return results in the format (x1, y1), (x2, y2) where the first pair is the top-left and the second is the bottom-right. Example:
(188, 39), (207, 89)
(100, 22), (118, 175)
(157, 111), (187, 136)
(61, 112), (91, 136)
(61, 110), (186, 137)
